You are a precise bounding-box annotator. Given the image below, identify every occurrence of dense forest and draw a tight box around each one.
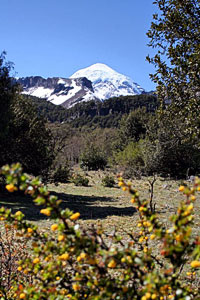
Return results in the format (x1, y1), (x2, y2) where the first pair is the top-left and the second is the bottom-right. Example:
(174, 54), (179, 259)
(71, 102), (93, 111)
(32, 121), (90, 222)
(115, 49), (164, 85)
(29, 93), (158, 128)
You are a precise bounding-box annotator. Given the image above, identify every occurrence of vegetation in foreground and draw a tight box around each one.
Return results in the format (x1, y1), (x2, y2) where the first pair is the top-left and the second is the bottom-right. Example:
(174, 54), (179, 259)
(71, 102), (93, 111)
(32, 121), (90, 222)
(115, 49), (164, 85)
(0, 163), (200, 299)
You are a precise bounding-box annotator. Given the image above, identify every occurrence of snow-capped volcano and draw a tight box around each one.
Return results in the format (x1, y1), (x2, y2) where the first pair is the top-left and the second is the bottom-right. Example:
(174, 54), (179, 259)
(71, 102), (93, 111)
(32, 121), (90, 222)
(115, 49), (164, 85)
(17, 63), (145, 108)
(70, 63), (145, 100)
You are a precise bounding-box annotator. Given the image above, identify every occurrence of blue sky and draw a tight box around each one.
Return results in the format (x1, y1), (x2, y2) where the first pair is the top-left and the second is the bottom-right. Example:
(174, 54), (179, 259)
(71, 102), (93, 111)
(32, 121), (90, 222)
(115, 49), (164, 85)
(1, 0), (157, 91)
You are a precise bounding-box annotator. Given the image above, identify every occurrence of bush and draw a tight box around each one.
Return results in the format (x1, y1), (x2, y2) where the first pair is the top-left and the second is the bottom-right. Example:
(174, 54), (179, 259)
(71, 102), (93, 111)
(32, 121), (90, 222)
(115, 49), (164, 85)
(80, 145), (107, 170)
(51, 163), (71, 184)
(1, 163), (200, 299)
(102, 175), (115, 187)
(71, 173), (89, 186)
(114, 141), (145, 178)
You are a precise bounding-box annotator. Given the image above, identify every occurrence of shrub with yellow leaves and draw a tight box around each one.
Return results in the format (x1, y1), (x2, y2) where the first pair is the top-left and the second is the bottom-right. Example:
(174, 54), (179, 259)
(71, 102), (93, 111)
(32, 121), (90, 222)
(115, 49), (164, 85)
(0, 163), (200, 299)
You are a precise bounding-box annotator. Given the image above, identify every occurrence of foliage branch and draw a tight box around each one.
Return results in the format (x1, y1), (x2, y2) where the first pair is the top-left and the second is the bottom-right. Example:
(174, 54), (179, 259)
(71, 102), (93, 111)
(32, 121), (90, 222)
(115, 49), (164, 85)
(0, 163), (200, 299)
(147, 0), (200, 131)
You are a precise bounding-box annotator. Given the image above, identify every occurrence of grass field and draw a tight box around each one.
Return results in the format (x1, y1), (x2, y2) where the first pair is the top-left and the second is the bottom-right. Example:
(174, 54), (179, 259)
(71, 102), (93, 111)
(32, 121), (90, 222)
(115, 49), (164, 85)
(1, 170), (200, 239)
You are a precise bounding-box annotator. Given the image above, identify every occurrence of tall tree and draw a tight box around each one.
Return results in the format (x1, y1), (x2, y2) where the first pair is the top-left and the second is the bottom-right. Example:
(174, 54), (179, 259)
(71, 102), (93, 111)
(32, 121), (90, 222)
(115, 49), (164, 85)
(7, 95), (54, 176)
(144, 0), (200, 177)
(0, 51), (18, 142)
(147, 0), (200, 124)
(0, 53), (54, 176)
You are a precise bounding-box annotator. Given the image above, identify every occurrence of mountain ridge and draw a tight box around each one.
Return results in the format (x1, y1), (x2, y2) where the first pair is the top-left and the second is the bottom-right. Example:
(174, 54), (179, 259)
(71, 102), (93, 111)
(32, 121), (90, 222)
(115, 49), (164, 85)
(17, 76), (97, 108)
(17, 63), (146, 108)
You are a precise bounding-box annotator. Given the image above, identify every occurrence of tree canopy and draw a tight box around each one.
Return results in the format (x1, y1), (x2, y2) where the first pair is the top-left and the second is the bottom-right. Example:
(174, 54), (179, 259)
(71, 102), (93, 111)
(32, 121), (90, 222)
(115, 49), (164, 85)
(147, 0), (200, 115)
(0, 53), (54, 176)
(0, 51), (17, 142)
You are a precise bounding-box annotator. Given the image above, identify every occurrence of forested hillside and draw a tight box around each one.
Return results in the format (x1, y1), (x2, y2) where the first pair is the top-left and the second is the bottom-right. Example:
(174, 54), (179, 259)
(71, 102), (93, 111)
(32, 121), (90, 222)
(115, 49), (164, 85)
(29, 93), (158, 128)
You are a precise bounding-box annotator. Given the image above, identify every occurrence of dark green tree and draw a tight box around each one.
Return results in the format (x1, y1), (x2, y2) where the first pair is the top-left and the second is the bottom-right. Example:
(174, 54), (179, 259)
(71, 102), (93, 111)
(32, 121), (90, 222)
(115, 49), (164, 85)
(147, 0), (200, 110)
(143, 112), (200, 177)
(0, 53), (54, 176)
(7, 95), (54, 176)
(117, 108), (149, 150)
(0, 52), (18, 144)
(80, 145), (107, 171)
(145, 0), (200, 177)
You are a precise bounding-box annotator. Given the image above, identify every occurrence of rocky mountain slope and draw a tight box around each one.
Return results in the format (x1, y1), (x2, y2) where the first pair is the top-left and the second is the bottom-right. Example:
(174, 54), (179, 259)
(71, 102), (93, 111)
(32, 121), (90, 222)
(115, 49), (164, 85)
(18, 63), (145, 108)
(18, 76), (97, 108)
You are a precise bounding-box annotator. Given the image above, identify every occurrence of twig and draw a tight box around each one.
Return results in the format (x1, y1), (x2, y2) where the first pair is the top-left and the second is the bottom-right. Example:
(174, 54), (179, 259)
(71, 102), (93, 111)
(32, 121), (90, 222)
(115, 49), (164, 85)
(148, 175), (157, 213)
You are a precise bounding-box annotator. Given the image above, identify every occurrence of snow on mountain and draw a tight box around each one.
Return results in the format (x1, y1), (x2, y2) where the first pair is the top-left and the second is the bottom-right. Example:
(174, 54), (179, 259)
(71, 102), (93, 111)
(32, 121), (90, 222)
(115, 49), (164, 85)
(18, 63), (145, 108)
(18, 76), (96, 108)
(70, 63), (145, 100)
(22, 86), (54, 99)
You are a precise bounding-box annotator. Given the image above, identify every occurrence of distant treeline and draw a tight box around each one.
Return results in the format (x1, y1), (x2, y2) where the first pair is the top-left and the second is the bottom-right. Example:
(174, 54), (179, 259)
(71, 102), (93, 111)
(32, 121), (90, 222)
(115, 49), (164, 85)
(28, 94), (158, 128)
